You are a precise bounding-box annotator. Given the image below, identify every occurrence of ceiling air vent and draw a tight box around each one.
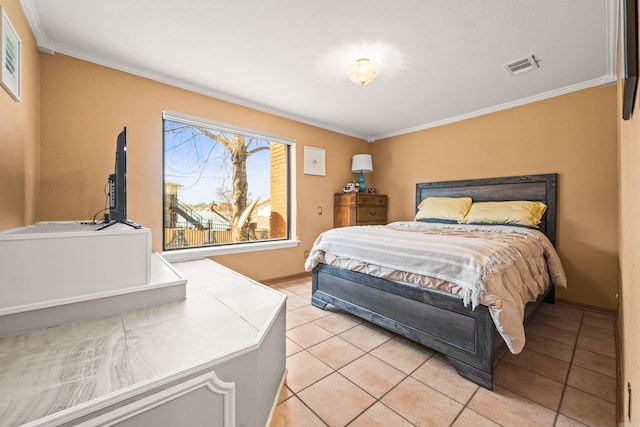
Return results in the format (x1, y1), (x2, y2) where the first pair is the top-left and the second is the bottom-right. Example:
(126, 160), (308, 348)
(504, 55), (539, 76)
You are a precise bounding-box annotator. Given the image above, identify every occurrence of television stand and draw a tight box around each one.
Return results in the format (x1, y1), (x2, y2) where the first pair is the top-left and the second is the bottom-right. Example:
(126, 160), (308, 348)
(96, 219), (142, 231)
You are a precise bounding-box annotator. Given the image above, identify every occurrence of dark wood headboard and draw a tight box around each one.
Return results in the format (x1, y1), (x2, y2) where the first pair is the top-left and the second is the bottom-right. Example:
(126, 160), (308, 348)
(415, 174), (558, 246)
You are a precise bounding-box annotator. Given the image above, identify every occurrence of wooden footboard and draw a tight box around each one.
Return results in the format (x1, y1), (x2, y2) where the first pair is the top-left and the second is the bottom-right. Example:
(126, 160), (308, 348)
(312, 264), (495, 388)
(312, 263), (554, 390)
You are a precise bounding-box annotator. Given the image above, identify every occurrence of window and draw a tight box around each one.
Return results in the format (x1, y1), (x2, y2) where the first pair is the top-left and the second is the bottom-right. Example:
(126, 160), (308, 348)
(162, 110), (293, 253)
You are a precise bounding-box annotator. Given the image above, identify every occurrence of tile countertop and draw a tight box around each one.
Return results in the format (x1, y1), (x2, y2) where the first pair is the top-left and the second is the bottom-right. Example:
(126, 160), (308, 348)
(0, 259), (287, 426)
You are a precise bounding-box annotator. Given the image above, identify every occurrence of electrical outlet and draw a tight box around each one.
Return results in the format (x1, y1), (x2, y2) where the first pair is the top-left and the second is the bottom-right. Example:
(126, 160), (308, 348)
(318, 207), (323, 215)
(304, 250), (309, 258)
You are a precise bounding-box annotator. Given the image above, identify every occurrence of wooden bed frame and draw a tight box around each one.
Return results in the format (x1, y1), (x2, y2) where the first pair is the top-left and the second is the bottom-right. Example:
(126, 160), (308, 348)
(311, 173), (558, 390)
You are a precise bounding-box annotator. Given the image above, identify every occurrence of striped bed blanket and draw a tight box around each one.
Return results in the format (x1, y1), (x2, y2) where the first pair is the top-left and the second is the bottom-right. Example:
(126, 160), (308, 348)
(304, 221), (567, 353)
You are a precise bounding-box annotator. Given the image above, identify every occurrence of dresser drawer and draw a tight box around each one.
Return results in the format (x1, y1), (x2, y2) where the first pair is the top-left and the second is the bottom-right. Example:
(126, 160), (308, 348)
(334, 193), (387, 207)
(355, 194), (387, 207)
(356, 206), (387, 224)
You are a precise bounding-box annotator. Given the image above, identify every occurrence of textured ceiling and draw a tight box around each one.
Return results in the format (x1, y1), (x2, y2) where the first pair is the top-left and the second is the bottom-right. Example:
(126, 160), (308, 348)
(21, 0), (617, 141)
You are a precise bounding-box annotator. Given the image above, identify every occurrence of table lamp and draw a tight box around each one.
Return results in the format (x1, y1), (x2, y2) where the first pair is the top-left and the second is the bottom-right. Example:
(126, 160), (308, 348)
(351, 154), (373, 192)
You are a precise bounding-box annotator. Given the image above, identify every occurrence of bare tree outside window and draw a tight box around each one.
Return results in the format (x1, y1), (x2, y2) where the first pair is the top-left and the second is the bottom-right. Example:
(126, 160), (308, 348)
(163, 116), (290, 250)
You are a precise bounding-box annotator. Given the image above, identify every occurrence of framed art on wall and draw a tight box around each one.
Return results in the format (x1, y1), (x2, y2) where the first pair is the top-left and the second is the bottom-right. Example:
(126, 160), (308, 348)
(303, 146), (326, 176)
(1, 7), (21, 102)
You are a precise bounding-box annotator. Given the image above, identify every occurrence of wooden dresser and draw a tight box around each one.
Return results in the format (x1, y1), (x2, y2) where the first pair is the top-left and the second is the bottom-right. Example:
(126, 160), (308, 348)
(334, 193), (388, 227)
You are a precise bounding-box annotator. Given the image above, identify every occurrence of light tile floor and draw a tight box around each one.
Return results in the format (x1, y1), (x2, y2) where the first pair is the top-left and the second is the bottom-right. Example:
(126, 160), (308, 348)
(268, 277), (617, 427)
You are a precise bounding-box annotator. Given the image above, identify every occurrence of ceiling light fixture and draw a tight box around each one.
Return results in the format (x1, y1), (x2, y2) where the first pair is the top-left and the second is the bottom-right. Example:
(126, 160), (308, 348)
(348, 58), (379, 86)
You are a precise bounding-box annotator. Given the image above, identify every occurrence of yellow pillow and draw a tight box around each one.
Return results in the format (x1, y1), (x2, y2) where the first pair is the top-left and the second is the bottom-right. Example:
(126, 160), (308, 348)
(460, 201), (547, 228)
(415, 197), (473, 222)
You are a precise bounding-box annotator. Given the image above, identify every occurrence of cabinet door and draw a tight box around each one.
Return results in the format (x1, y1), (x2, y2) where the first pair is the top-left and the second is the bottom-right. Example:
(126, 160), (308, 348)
(334, 205), (356, 227)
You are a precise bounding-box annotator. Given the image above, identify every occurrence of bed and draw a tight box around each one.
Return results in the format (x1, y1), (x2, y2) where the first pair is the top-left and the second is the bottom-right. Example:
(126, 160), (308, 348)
(306, 173), (563, 390)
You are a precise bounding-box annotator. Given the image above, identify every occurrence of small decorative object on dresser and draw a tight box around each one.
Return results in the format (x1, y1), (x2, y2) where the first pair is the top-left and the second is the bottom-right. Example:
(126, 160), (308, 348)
(342, 182), (360, 193)
(367, 187), (376, 195)
(334, 192), (387, 227)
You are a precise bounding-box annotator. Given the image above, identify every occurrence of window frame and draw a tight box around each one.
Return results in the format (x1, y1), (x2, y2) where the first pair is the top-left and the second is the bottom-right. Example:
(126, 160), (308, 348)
(160, 110), (298, 262)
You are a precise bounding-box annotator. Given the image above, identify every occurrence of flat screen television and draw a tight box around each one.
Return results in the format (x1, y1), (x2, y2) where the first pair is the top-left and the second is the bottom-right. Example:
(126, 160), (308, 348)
(110, 127), (127, 222)
(97, 127), (140, 230)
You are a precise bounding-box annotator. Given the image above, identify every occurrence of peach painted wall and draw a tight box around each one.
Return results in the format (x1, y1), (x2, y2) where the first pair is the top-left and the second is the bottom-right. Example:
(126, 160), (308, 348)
(0, 0), (40, 229)
(38, 53), (370, 281)
(373, 86), (619, 310)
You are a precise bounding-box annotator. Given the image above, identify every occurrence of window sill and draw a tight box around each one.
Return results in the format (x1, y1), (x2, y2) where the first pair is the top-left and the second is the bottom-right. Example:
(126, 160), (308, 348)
(161, 239), (300, 262)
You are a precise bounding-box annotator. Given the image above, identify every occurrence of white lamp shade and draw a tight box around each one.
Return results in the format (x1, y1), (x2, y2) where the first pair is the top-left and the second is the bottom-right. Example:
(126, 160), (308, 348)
(351, 154), (373, 173)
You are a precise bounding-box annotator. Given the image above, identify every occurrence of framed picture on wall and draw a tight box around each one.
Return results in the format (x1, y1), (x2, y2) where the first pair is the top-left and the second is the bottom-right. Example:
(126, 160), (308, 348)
(303, 146), (326, 176)
(1, 7), (21, 102)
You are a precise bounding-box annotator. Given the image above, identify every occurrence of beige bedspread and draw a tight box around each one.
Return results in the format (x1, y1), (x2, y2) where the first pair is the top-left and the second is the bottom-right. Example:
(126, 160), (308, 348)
(304, 221), (567, 353)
